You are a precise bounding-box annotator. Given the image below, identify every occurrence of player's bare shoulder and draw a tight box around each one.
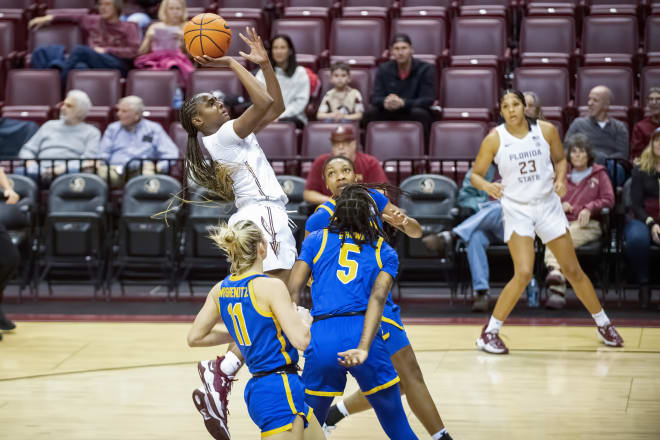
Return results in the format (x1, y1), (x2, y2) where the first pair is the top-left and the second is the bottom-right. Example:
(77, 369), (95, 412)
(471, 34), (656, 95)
(252, 276), (287, 295)
(481, 127), (501, 154)
(538, 119), (559, 142)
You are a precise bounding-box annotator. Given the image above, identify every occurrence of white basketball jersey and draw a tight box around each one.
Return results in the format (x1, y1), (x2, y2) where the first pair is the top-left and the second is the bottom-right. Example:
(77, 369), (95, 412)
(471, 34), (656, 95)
(493, 122), (555, 203)
(203, 120), (288, 209)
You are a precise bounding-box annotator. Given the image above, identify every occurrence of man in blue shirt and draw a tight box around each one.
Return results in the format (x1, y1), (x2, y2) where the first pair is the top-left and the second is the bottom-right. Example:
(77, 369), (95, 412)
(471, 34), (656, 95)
(99, 95), (179, 186)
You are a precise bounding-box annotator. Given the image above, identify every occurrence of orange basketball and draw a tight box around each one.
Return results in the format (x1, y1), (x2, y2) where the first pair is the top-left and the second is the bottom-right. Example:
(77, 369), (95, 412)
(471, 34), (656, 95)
(184, 13), (232, 58)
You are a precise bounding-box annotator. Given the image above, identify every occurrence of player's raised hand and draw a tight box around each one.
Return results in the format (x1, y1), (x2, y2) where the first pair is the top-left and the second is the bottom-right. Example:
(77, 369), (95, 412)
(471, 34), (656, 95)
(238, 27), (268, 65)
(337, 348), (368, 367)
(194, 55), (233, 68)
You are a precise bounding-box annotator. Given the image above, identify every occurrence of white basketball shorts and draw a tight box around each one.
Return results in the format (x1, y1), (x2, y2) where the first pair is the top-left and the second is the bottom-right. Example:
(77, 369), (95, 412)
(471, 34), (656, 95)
(229, 202), (297, 272)
(501, 192), (569, 244)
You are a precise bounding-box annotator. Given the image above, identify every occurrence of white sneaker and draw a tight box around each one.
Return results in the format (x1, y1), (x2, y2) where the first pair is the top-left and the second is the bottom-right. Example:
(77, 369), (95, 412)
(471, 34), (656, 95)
(198, 358), (234, 430)
(192, 386), (230, 440)
(323, 423), (336, 436)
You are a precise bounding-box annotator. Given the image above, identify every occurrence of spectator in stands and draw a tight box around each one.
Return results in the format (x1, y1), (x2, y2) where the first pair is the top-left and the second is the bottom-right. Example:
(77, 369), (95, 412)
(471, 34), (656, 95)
(362, 33), (435, 143)
(98, 96), (179, 186)
(523, 91), (544, 120)
(316, 61), (364, 122)
(631, 87), (660, 160)
(624, 127), (660, 309)
(0, 167), (20, 337)
(544, 134), (614, 309)
(0, 119), (39, 157)
(303, 125), (387, 206)
(423, 166), (505, 313)
(18, 90), (101, 178)
(255, 34), (310, 129)
(28, 0), (140, 85)
(564, 85), (628, 184)
(134, 0), (194, 86)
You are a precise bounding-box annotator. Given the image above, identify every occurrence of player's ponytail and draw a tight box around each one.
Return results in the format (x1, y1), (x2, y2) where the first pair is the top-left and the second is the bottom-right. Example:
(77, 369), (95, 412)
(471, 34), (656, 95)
(210, 220), (264, 275)
(180, 96), (237, 201)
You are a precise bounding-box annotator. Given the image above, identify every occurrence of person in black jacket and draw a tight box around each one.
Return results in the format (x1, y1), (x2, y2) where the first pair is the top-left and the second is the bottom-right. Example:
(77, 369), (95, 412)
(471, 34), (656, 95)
(362, 33), (435, 143)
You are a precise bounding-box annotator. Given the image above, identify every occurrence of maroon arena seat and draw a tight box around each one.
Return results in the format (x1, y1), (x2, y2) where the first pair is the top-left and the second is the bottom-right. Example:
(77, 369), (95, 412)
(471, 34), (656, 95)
(646, 16), (660, 67)
(428, 121), (488, 181)
(513, 67), (571, 122)
(329, 19), (387, 67)
(588, 0), (639, 16)
(449, 17), (509, 74)
(581, 15), (638, 69)
(271, 19), (327, 69)
(187, 68), (243, 101)
(217, 9), (265, 38)
(440, 67), (498, 122)
(66, 69), (121, 130)
(399, 6), (448, 21)
(218, 0), (268, 7)
(223, 17), (259, 64)
(0, 0), (37, 51)
(365, 121), (425, 184)
(169, 122), (188, 157)
(125, 70), (178, 130)
(254, 122), (298, 175)
(0, 21), (16, 101)
(27, 23), (83, 65)
(2, 69), (61, 124)
(518, 17), (576, 70)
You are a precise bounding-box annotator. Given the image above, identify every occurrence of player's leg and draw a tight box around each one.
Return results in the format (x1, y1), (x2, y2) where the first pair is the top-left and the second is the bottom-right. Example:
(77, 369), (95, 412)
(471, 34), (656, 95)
(304, 394), (334, 426)
(364, 383), (418, 440)
(477, 233), (535, 354)
(545, 232), (623, 346)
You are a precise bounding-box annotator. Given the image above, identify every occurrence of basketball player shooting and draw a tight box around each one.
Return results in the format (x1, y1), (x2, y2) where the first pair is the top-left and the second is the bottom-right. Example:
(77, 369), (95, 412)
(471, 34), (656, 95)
(181, 27), (301, 439)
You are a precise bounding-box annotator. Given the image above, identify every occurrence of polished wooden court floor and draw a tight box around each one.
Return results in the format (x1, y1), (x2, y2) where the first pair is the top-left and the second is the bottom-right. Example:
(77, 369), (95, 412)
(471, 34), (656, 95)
(1, 322), (660, 439)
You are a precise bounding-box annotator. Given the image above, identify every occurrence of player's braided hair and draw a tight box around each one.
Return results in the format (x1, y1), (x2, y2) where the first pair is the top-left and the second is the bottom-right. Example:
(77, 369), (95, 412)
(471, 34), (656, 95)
(328, 184), (388, 249)
(180, 94), (237, 201)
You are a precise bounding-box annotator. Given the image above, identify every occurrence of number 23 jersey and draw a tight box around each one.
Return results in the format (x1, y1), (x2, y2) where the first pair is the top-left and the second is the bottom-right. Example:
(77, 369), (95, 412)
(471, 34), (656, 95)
(298, 229), (399, 317)
(493, 122), (555, 204)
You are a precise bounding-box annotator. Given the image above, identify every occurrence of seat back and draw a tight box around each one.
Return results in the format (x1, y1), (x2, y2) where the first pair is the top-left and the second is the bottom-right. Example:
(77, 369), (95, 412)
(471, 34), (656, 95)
(66, 69), (121, 107)
(0, 174), (37, 230)
(513, 67), (570, 108)
(450, 17), (506, 57)
(255, 122), (298, 157)
(277, 175), (306, 208)
(0, 21), (15, 58)
(187, 68), (243, 100)
(48, 173), (107, 213)
(365, 121), (424, 161)
(271, 19), (327, 58)
(399, 174), (457, 218)
(45, 0), (95, 7)
(126, 70), (177, 107)
(582, 15), (637, 56)
(329, 19), (386, 58)
(122, 175), (182, 217)
(28, 23), (83, 53)
(519, 17), (575, 56)
(224, 18), (259, 57)
(301, 121), (360, 157)
(440, 67), (498, 109)
(391, 18), (446, 57)
(575, 67), (634, 108)
(429, 121), (488, 159)
(646, 16), (660, 54)
(4, 69), (61, 106)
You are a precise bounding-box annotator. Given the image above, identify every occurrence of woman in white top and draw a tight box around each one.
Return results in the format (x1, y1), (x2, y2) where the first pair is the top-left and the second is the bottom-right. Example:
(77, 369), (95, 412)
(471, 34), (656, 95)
(179, 28), (300, 437)
(470, 90), (623, 355)
(255, 34), (310, 129)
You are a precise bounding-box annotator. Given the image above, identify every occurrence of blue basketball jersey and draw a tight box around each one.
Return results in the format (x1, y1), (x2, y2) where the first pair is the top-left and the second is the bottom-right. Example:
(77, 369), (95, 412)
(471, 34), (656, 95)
(298, 229), (399, 317)
(304, 188), (389, 233)
(217, 272), (299, 374)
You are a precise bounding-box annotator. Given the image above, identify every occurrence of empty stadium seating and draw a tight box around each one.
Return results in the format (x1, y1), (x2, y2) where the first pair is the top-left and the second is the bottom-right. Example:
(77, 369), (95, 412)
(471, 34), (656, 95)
(2, 69), (61, 124)
(66, 69), (121, 129)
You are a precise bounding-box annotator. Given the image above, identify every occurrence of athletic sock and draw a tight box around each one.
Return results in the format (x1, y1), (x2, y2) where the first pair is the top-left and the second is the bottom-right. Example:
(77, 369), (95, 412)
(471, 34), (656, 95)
(336, 400), (350, 417)
(220, 351), (242, 376)
(432, 428), (448, 440)
(485, 316), (503, 334)
(325, 404), (346, 427)
(591, 309), (610, 327)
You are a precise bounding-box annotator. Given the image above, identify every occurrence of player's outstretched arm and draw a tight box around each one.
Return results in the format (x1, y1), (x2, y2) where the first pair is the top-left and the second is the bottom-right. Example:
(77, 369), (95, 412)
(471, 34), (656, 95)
(257, 277), (312, 351)
(338, 271), (393, 367)
(382, 201), (422, 238)
(187, 289), (234, 347)
(287, 260), (312, 305)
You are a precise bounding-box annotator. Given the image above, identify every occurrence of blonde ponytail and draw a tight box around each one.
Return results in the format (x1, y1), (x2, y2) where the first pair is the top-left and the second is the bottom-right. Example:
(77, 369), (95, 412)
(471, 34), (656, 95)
(209, 220), (264, 275)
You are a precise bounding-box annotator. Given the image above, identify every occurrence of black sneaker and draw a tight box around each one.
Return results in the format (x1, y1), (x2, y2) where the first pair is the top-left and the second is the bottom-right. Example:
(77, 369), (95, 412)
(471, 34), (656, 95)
(0, 308), (15, 331)
(439, 433), (454, 440)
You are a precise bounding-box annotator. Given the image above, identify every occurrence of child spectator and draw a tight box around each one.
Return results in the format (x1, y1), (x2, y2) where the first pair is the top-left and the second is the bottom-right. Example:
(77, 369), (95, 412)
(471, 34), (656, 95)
(316, 62), (364, 122)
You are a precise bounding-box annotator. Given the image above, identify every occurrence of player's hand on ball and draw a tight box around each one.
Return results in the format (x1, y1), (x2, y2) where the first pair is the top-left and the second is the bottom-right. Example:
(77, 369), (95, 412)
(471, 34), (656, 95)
(554, 180), (566, 197)
(194, 55), (233, 68)
(238, 27), (268, 65)
(486, 182), (503, 199)
(337, 348), (368, 367)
